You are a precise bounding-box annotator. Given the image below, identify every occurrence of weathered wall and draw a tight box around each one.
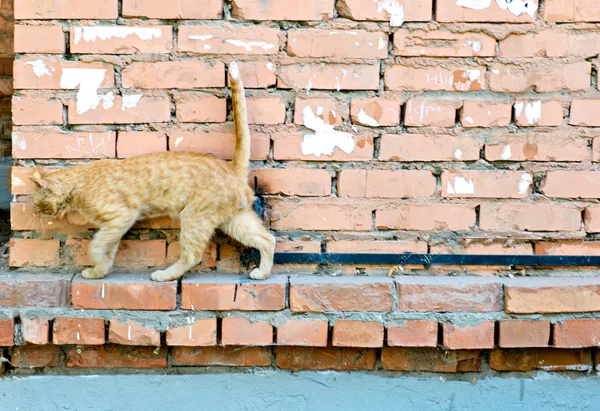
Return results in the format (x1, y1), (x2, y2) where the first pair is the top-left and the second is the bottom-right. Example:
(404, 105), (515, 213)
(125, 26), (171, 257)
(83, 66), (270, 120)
(4, 0), (600, 377)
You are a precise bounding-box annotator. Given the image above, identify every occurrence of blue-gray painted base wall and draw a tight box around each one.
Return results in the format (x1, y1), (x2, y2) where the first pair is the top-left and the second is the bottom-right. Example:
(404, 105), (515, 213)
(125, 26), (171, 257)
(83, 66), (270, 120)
(1, 372), (599, 411)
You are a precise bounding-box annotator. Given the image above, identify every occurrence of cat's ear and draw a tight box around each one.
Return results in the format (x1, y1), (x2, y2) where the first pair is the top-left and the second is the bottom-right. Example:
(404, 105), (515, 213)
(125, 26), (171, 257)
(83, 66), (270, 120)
(30, 176), (48, 189)
(35, 164), (46, 178)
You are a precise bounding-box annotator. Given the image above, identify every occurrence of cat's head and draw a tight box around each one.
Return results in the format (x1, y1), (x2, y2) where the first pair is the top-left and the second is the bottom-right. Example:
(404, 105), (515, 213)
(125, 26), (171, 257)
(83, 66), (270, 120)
(30, 165), (73, 219)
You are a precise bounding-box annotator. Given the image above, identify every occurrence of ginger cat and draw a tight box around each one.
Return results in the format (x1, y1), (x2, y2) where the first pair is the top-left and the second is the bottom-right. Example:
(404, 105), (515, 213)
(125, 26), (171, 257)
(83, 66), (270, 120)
(30, 62), (275, 282)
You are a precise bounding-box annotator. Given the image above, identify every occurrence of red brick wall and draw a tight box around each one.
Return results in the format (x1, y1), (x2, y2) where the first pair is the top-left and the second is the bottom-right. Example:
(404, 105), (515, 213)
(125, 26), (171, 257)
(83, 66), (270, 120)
(4, 0), (600, 374)
(0, 0), (13, 156)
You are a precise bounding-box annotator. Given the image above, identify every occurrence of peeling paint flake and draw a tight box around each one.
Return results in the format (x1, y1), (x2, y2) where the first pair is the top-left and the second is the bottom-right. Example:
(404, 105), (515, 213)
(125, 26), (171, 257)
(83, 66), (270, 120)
(454, 149), (463, 160)
(188, 34), (214, 41)
(301, 106), (355, 157)
(448, 176), (475, 195)
(524, 101), (541, 124)
(60, 68), (108, 114)
(500, 145), (512, 160)
(518, 173), (532, 194)
(357, 109), (380, 127)
(456, 0), (492, 10)
(225, 39), (275, 52)
(375, 0), (405, 27)
(122, 94), (142, 111)
(495, 0), (538, 17)
(26, 59), (53, 77)
(74, 27), (163, 45)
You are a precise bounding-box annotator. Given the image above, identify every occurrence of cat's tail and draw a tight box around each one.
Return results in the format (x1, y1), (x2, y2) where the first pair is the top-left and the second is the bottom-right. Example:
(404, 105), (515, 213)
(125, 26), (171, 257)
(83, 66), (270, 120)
(228, 62), (251, 179)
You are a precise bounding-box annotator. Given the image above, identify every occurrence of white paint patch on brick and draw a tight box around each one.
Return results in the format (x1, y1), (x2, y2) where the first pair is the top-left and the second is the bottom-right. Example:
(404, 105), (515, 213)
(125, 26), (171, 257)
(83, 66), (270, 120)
(174, 136), (184, 148)
(456, 0), (492, 10)
(101, 91), (115, 110)
(496, 0), (537, 17)
(447, 176), (475, 194)
(466, 70), (481, 82)
(12, 176), (25, 187)
(73, 27), (163, 45)
(464, 116), (474, 124)
(121, 94), (142, 111)
(357, 109), (379, 126)
(465, 40), (482, 52)
(518, 173), (533, 194)
(501, 145), (512, 160)
(524, 101), (542, 125)
(60, 68), (107, 114)
(225, 39), (275, 52)
(188, 35), (214, 41)
(454, 149), (463, 160)
(26, 59), (53, 77)
(375, 0), (405, 26)
(13, 133), (27, 150)
(301, 106), (355, 157)
(514, 102), (524, 118)
(266, 62), (274, 71)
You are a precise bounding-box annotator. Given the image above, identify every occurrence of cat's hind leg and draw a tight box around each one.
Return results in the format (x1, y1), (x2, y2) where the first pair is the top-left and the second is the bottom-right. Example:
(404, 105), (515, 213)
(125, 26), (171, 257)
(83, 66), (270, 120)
(219, 210), (275, 280)
(151, 208), (219, 282)
(82, 212), (138, 279)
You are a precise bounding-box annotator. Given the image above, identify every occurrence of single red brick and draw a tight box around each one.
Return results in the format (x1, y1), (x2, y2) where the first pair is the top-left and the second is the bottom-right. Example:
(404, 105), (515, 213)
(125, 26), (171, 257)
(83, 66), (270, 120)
(394, 30), (495, 57)
(269, 198), (373, 231)
(288, 29), (387, 58)
(250, 169), (331, 196)
(278, 64), (379, 90)
(460, 101), (511, 128)
(485, 137), (587, 162)
(570, 100), (600, 126)
(272, 133), (374, 162)
(70, 26), (173, 54)
(122, 0), (223, 19)
(505, 278), (600, 314)
(246, 97), (286, 125)
(21, 318), (50, 345)
(490, 348), (592, 372)
(0, 273), (71, 308)
(376, 204), (476, 231)
(443, 322), (495, 350)
(337, 169), (436, 198)
(337, 0), (432, 23)
(68, 95), (171, 125)
(442, 171), (533, 199)
(397, 277), (501, 312)
(479, 204), (582, 232)
(404, 99), (456, 127)
(9, 239), (60, 267)
(379, 134), (480, 162)
(122, 62), (224, 89)
(53, 318), (105, 345)
(381, 348), (482, 372)
(350, 98), (400, 127)
(108, 320), (160, 346)
(544, 0), (600, 22)
(327, 240), (427, 254)
(15, 0), (118, 19)
(332, 320), (383, 348)
(585, 206), (600, 233)
(66, 239), (167, 268)
(500, 29), (600, 58)
(514, 100), (563, 126)
(175, 94), (226, 123)
(498, 320), (550, 348)
(222, 317), (273, 346)
(12, 131), (116, 159)
(166, 318), (217, 346)
(0, 318), (14, 346)
(536, 241), (600, 257)
(541, 171), (600, 199)
(66, 345), (168, 368)
(276, 347), (376, 371)
(14, 25), (65, 53)
(385, 66), (485, 91)
(178, 26), (279, 55)
(387, 320), (438, 347)
(277, 319), (329, 347)
(172, 346), (272, 366)
(232, 0), (334, 20)
(11, 345), (61, 368)
(181, 275), (286, 311)
(168, 130), (270, 161)
(12, 96), (63, 126)
(72, 273), (176, 311)
(490, 62), (590, 92)
(117, 132), (167, 158)
(554, 319), (600, 348)
(290, 277), (393, 312)
(436, 0), (537, 22)
(14, 59), (114, 90)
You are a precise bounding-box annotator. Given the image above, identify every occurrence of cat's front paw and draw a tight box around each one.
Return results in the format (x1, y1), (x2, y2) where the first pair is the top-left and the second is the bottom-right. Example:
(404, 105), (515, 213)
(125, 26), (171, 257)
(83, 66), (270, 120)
(82, 268), (106, 279)
(151, 270), (176, 282)
(249, 268), (269, 280)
